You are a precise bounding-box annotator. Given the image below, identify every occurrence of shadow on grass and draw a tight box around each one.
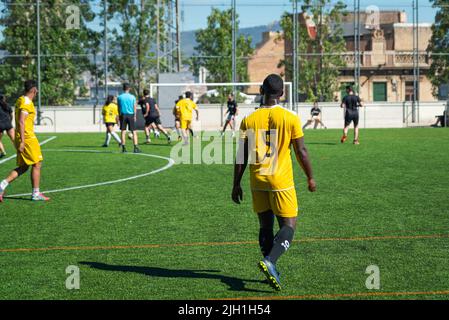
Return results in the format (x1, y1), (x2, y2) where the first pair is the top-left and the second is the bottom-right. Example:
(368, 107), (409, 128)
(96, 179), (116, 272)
(306, 142), (338, 145)
(3, 196), (31, 201)
(80, 261), (272, 293)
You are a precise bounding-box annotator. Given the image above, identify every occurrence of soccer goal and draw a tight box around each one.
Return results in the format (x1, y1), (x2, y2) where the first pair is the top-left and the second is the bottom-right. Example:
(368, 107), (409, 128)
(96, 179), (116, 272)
(148, 81), (293, 131)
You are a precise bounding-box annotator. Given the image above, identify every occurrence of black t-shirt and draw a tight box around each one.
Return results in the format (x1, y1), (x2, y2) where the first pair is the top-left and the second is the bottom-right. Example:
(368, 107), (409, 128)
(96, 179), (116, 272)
(0, 103), (12, 124)
(227, 100), (237, 115)
(342, 94), (361, 110)
(139, 97), (158, 117)
(311, 107), (321, 116)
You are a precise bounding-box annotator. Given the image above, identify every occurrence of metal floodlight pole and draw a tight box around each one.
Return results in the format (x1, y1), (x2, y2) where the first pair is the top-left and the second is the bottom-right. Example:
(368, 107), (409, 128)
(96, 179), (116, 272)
(231, 0), (237, 96)
(176, 0), (181, 72)
(104, 0), (109, 98)
(416, 0), (421, 122)
(36, 0), (41, 125)
(292, 0), (298, 111)
(156, 0), (160, 79)
(412, 0), (418, 123)
(354, 0), (360, 94)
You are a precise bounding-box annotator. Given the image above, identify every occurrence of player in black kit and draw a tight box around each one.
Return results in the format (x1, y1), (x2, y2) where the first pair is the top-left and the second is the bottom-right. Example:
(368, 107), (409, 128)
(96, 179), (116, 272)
(221, 94), (238, 137)
(341, 86), (363, 145)
(0, 95), (15, 159)
(139, 89), (171, 144)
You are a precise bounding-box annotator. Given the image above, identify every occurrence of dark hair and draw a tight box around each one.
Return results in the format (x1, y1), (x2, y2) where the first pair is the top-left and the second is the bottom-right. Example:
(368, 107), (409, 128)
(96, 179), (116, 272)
(0, 94), (9, 113)
(24, 80), (37, 93)
(185, 91), (192, 98)
(143, 89), (150, 96)
(178, 95), (183, 100)
(105, 95), (115, 106)
(346, 85), (353, 92)
(123, 83), (131, 91)
(262, 74), (284, 98)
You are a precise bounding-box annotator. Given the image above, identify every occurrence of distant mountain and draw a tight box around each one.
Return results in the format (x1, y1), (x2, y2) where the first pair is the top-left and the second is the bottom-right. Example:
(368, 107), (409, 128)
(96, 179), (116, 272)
(181, 21), (282, 57)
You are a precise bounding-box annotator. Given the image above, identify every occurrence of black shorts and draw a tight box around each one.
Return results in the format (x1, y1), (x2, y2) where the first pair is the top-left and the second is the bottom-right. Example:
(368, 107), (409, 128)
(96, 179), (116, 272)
(0, 122), (13, 133)
(105, 122), (116, 127)
(119, 115), (136, 131)
(344, 109), (359, 127)
(145, 116), (161, 126)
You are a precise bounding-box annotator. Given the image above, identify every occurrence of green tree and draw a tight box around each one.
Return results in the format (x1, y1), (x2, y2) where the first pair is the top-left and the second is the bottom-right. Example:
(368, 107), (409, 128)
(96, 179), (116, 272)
(106, 0), (160, 95)
(0, 0), (96, 105)
(280, 0), (347, 102)
(192, 8), (253, 85)
(428, 0), (449, 98)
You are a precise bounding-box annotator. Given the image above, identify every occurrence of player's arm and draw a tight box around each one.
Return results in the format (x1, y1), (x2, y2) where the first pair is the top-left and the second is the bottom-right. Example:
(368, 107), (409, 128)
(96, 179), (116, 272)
(194, 107), (199, 121)
(232, 137), (248, 204)
(134, 101), (137, 120)
(17, 111), (28, 152)
(292, 137), (316, 192)
(155, 103), (161, 116)
(340, 97), (345, 108)
(358, 97), (363, 108)
(144, 102), (149, 118)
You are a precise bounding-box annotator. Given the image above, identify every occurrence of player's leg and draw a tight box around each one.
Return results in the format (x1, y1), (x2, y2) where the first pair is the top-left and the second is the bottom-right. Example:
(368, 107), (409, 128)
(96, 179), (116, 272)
(313, 119), (318, 129)
(221, 120), (230, 135)
(30, 161), (49, 201)
(353, 114), (360, 144)
(144, 123), (151, 143)
(109, 125), (121, 145)
(103, 124), (112, 147)
(341, 113), (351, 143)
(302, 119), (312, 129)
(131, 123), (141, 153)
(0, 132), (5, 156)
(0, 165), (30, 201)
(175, 119), (181, 140)
(156, 123), (171, 143)
(257, 210), (275, 257)
(7, 127), (15, 143)
(119, 116), (127, 151)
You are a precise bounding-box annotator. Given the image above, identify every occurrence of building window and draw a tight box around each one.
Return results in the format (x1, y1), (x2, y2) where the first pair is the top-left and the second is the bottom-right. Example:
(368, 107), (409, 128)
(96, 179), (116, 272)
(373, 82), (387, 101)
(405, 82), (418, 101)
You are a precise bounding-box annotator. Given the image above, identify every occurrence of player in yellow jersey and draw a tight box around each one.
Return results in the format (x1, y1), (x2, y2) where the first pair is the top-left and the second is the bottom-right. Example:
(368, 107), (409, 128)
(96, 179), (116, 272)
(102, 95), (122, 147)
(175, 91), (199, 145)
(232, 74), (316, 291)
(172, 95), (183, 141)
(0, 80), (49, 202)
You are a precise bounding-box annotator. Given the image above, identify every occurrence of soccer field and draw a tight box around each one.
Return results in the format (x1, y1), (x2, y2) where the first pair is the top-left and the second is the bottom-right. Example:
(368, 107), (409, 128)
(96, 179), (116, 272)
(0, 128), (448, 300)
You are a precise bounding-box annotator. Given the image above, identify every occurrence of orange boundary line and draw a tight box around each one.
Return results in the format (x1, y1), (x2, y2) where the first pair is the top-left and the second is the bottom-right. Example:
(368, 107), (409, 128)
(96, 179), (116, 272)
(0, 234), (448, 253)
(213, 290), (449, 300)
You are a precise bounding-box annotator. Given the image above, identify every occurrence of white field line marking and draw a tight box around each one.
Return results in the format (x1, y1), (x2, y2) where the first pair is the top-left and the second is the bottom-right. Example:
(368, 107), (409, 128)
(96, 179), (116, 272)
(7, 149), (175, 197)
(0, 136), (57, 165)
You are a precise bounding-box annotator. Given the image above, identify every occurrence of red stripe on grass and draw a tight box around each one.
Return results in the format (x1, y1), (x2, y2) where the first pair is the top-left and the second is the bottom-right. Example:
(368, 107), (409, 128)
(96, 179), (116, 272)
(214, 290), (449, 300)
(0, 234), (448, 253)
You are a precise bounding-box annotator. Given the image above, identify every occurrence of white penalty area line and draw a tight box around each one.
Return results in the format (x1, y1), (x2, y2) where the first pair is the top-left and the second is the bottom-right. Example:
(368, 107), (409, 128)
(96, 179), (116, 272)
(7, 149), (175, 198)
(0, 136), (57, 165)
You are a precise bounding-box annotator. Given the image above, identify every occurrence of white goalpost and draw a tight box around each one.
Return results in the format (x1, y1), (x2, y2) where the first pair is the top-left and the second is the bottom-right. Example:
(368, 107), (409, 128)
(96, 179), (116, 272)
(149, 82), (294, 110)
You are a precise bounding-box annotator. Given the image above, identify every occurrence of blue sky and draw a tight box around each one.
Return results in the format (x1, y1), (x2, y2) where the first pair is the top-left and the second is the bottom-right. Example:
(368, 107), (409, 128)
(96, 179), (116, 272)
(180, 0), (437, 31)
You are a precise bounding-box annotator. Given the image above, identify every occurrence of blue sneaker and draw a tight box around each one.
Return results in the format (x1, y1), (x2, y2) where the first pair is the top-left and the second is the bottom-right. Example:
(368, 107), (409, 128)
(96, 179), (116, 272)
(258, 258), (281, 291)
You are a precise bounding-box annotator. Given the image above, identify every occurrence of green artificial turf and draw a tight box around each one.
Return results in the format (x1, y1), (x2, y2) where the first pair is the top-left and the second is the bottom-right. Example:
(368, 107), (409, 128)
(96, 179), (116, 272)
(0, 128), (448, 299)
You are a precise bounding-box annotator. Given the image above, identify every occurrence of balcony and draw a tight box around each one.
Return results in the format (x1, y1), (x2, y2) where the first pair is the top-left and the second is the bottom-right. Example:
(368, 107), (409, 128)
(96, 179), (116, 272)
(342, 51), (430, 68)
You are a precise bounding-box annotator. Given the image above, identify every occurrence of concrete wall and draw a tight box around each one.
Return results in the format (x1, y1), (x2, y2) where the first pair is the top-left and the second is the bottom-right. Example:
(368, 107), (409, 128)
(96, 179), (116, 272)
(27, 101), (447, 133)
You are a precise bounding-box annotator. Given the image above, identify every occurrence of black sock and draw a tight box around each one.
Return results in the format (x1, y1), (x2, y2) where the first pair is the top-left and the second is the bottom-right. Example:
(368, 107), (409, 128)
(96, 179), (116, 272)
(189, 129), (194, 136)
(259, 228), (274, 257)
(267, 225), (295, 264)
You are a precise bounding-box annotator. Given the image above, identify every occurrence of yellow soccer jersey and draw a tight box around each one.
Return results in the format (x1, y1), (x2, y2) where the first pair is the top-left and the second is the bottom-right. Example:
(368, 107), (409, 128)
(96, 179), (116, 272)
(239, 105), (304, 191)
(102, 103), (119, 124)
(176, 98), (197, 121)
(15, 96), (36, 139)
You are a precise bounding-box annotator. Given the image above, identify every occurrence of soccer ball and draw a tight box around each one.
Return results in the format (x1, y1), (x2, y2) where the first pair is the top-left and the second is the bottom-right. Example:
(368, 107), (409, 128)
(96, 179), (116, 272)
(127, 132), (133, 140)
